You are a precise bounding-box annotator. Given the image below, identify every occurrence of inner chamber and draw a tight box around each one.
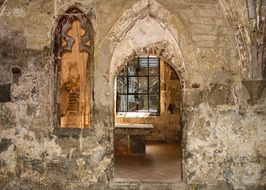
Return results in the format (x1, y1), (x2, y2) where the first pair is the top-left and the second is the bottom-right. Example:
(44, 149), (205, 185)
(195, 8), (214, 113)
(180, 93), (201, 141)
(114, 56), (182, 182)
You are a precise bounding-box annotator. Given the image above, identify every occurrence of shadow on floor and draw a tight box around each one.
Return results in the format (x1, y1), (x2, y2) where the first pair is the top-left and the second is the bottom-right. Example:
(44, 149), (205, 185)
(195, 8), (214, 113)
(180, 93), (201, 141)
(114, 143), (181, 182)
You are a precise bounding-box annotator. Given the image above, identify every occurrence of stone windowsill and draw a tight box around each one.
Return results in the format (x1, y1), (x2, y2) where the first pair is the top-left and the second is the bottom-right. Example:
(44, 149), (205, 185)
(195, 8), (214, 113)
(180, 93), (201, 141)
(116, 112), (159, 118)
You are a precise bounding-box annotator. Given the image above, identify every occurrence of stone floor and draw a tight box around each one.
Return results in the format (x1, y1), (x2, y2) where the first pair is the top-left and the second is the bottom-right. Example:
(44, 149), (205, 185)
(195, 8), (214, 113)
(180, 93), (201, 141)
(114, 143), (182, 182)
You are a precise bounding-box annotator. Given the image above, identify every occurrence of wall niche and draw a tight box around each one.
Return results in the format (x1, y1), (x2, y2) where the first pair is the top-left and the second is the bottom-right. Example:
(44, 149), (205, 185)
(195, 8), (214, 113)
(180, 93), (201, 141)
(54, 7), (94, 129)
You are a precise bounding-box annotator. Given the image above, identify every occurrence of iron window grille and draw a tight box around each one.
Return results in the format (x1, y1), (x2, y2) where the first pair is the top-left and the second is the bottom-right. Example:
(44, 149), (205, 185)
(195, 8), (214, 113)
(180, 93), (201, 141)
(116, 56), (160, 115)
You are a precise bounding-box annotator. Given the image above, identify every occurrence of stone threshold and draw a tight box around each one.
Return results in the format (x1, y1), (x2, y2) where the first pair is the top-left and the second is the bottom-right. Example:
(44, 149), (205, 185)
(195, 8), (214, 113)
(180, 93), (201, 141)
(109, 179), (188, 190)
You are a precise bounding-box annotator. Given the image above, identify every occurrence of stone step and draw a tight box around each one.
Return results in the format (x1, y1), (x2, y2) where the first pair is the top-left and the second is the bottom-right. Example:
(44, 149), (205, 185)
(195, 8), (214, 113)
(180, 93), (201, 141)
(108, 180), (188, 190)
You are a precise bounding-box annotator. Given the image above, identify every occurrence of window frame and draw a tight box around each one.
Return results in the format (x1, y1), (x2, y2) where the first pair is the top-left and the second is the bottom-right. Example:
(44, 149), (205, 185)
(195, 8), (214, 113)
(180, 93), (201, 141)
(116, 56), (160, 115)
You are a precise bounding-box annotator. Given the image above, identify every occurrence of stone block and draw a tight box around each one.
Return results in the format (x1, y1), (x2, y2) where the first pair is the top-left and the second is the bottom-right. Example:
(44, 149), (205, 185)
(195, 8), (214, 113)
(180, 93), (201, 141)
(115, 134), (146, 155)
(130, 135), (145, 155)
(0, 83), (11, 102)
(115, 134), (129, 155)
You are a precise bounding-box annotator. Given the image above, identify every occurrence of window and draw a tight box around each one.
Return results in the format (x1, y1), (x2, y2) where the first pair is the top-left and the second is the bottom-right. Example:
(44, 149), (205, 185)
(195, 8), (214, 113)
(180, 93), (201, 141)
(116, 56), (160, 114)
(54, 8), (94, 129)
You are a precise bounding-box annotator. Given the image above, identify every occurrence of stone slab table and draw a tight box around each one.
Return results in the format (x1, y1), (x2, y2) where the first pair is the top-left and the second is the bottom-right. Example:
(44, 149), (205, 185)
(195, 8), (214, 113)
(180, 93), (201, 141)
(114, 123), (154, 155)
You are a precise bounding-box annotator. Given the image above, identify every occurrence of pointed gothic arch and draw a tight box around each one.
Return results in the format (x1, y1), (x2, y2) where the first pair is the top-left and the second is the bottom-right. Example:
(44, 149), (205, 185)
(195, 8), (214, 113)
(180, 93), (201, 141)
(53, 7), (94, 130)
(105, 0), (197, 92)
(115, 41), (185, 89)
(103, 0), (191, 182)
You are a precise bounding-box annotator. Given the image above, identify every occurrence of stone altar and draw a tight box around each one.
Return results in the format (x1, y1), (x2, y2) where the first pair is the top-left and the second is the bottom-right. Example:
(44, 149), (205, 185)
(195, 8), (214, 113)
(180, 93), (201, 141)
(114, 123), (154, 155)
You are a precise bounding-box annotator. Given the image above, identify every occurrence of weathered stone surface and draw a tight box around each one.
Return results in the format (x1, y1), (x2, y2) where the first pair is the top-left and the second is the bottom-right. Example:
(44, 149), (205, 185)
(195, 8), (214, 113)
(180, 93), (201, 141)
(208, 84), (234, 106)
(109, 181), (189, 190)
(190, 182), (234, 190)
(0, 104), (16, 128)
(130, 136), (146, 155)
(245, 184), (266, 190)
(0, 138), (12, 153)
(0, 84), (11, 102)
(0, 0), (265, 189)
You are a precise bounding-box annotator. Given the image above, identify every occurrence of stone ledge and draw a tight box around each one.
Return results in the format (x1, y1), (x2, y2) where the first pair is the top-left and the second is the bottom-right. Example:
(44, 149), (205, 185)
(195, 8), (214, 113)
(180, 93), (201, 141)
(109, 180), (188, 190)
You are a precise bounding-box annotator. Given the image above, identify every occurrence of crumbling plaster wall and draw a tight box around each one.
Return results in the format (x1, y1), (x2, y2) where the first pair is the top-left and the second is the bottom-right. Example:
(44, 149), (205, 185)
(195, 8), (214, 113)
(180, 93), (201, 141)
(0, 0), (265, 190)
(219, 0), (251, 78)
(0, 0), (112, 189)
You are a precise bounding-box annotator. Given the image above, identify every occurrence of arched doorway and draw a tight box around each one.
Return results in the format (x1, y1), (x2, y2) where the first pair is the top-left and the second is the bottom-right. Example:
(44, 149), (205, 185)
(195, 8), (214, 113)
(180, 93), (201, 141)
(113, 53), (183, 182)
(103, 0), (189, 182)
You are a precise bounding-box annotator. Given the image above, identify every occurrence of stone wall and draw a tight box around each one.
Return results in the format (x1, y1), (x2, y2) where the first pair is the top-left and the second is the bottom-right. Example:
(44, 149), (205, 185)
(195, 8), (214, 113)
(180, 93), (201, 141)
(0, 0), (265, 190)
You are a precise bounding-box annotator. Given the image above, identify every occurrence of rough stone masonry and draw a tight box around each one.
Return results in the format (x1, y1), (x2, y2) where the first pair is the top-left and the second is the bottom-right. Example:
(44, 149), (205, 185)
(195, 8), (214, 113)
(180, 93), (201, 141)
(0, 0), (265, 190)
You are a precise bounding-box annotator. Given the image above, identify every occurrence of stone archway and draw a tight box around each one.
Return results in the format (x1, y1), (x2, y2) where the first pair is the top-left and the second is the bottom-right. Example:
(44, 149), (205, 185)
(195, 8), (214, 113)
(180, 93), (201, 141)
(113, 51), (184, 182)
(114, 41), (185, 88)
(104, 0), (191, 182)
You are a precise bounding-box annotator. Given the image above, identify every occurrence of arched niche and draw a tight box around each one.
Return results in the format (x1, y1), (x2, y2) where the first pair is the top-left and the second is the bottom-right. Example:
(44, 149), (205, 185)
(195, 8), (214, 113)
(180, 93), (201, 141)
(53, 7), (94, 129)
